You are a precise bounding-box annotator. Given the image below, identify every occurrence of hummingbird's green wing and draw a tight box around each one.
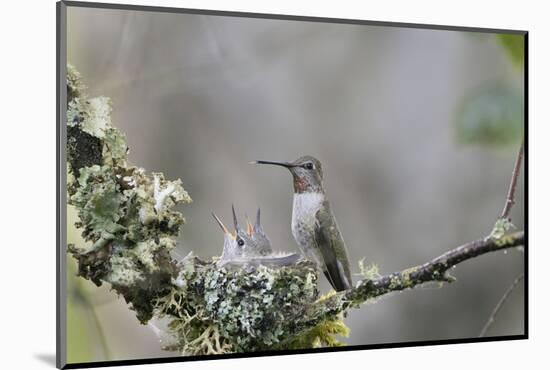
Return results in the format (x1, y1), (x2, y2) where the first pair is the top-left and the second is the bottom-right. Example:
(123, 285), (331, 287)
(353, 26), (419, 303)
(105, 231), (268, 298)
(313, 200), (353, 291)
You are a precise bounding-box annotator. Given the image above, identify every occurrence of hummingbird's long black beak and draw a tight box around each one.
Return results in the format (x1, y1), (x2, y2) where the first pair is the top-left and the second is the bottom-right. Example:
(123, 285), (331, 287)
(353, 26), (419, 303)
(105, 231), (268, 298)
(250, 160), (293, 168)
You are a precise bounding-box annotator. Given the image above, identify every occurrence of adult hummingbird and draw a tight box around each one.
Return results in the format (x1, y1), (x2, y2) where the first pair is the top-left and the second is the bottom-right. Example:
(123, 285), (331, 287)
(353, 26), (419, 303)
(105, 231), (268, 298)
(252, 156), (353, 291)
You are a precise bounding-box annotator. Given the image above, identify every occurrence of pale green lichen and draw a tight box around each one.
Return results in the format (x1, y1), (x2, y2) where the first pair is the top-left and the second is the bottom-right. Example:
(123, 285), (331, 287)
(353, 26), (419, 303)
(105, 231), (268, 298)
(134, 238), (177, 273)
(396, 271), (413, 289)
(102, 127), (128, 166)
(67, 64), (84, 101)
(357, 258), (380, 280)
(154, 257), (321, 355)
(106, 253), (145, 287)
(66, 64), (191, 323)
(490, 217), (514, 240)
(70, 165), (127, 251)
(67, 96), (112, 138)
(490, 218), (517, 248)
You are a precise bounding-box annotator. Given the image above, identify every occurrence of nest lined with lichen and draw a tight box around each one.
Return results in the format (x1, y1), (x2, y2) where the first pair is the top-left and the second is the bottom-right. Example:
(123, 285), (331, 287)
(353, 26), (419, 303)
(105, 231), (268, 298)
(65, 64), (350, 356)
(155, 255), (328, 354)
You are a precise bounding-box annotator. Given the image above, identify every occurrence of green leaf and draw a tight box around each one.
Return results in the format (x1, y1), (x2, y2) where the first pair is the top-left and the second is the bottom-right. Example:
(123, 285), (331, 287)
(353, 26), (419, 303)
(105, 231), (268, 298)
(497, 34), (524, 68)
(455, 83), (523, 147)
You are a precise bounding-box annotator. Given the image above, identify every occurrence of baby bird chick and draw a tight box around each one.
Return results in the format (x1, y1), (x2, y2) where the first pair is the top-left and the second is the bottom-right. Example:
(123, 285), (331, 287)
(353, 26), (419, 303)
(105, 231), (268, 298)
(213, 205), (299, 268)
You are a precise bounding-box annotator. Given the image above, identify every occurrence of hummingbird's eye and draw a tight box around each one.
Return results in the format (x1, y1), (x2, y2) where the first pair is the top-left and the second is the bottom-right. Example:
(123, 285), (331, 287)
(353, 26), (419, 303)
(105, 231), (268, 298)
(304, 162), (314, 170)
(237, 238), (245, 247)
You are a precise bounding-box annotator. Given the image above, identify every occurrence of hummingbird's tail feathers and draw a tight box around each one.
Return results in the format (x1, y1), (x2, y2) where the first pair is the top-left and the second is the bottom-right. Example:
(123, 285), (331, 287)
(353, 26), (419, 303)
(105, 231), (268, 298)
(337, 260), (352, 289)
(312, 204), (353, 291)
(323, 263), (351, 291)
(314, 226), (352, 291)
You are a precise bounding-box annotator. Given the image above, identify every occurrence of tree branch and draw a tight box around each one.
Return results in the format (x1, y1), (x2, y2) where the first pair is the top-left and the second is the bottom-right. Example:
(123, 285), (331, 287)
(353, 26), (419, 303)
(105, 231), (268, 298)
(303, 231), (525, 327)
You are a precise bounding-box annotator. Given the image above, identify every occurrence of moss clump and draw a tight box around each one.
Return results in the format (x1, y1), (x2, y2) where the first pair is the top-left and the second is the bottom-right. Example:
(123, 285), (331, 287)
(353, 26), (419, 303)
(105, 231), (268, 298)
(274, 291), (349, 349)
(490, 217), (515, 245)
(276, 315), (349, 349)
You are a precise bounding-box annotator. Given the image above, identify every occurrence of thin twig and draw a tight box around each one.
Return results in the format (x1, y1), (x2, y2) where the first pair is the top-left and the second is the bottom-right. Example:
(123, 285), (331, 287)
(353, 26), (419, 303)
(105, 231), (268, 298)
(479, 273), (524, 337)
(500, 138), (525, 219)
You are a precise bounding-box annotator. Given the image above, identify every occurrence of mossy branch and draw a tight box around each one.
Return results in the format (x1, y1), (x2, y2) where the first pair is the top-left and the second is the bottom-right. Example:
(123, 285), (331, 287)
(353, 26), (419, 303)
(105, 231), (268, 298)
(65, 65), (525, 356)
(299, 231), (524, 329)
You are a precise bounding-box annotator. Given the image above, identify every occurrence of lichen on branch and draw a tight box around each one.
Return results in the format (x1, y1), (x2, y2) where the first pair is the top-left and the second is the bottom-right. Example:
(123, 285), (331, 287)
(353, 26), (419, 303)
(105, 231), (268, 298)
(302, 231), (525, 329)
(66, 64), (191, 323)
(155, 254), (324, 354)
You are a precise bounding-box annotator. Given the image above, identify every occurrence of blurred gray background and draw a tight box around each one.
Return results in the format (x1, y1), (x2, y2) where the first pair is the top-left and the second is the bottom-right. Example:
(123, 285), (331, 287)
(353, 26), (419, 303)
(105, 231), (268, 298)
(66, 6), (524, 362)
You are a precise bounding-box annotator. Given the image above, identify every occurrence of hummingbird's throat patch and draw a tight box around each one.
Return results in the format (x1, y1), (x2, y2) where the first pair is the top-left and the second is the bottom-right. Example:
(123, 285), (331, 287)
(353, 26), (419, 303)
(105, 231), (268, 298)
(294, 176), (310, 193)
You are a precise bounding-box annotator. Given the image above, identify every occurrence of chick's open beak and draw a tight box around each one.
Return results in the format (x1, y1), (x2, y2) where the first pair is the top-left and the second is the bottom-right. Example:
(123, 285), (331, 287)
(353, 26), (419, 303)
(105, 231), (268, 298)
(211, 212), (235, 239)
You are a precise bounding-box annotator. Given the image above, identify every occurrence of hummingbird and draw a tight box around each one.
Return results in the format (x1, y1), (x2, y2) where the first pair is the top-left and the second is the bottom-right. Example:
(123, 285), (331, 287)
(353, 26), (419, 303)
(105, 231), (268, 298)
(212, 205), (299, 268)
(252, 156), (352, 291)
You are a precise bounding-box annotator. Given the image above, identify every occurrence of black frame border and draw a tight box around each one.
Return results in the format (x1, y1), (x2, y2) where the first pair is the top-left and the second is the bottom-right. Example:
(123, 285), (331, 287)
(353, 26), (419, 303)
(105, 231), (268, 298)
(56, 1), (528, 369)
